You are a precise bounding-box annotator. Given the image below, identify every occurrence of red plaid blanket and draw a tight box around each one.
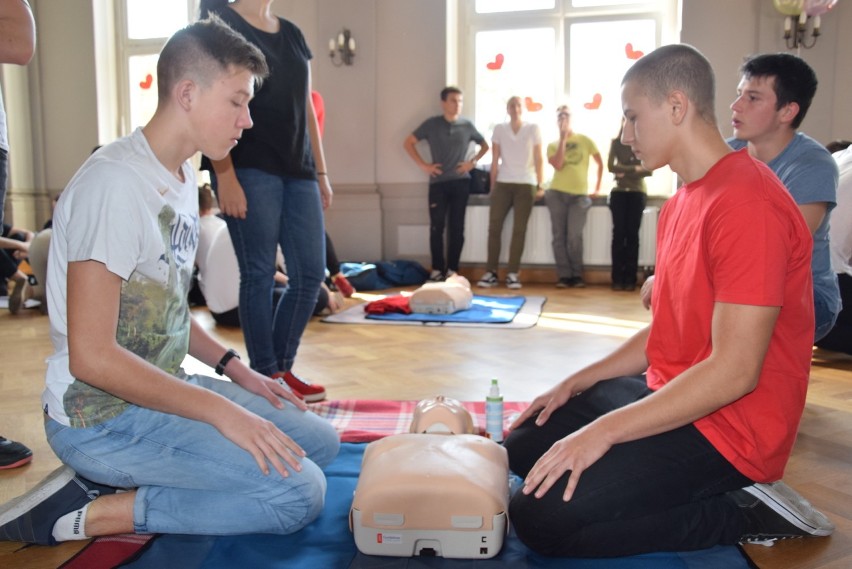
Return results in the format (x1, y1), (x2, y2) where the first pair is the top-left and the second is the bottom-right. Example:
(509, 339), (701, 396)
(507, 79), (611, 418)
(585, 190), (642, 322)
(308, 399), (529, 442)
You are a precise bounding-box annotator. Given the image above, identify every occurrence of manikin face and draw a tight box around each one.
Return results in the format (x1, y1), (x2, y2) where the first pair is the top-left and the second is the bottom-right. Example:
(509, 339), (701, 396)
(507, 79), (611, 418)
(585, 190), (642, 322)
(442, 92), (463, 119)
(730, 75), (788, 144)
(193, 66), (256, 160)
(620, 80), (671, 172)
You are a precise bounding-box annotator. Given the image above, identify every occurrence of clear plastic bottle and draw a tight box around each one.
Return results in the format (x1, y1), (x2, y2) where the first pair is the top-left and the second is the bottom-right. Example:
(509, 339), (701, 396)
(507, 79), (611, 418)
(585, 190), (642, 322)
(486, 378), (504, 442)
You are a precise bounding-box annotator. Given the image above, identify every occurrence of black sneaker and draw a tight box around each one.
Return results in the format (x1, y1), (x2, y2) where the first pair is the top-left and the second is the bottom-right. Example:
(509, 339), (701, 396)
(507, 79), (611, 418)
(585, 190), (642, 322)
(0, 437), (33, 470)
(556, 278), (572, 289)
(0, 465), (117, 545)
(570, 277), (586, 289)
(730, 481), (835, 544)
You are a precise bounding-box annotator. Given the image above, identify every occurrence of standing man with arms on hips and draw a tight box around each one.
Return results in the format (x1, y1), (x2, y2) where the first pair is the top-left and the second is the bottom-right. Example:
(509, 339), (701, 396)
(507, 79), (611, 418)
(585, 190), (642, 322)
(545, 105), (603, 289)
(404, 87), (489, 282)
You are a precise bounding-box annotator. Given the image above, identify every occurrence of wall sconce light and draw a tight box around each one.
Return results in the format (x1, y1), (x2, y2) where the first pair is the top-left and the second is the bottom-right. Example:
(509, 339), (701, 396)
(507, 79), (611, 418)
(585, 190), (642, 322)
(773, 0), (837, 50)
(329, 28), (356, 67)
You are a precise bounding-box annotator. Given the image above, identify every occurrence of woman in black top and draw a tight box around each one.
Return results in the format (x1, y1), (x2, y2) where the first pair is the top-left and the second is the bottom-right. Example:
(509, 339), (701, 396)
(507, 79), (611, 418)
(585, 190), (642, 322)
(607, 122), (652, 291)
(200, 0), (330, 402)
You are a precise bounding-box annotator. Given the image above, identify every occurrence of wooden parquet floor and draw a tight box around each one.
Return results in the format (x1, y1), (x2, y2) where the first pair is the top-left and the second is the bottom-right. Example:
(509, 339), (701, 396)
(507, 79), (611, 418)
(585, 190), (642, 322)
(1, 284), (850, 568)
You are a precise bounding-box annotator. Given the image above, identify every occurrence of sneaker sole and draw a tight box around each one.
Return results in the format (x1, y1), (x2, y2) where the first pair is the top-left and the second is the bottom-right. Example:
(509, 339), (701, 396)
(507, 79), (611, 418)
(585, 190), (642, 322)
(476, 282), (498, 288)
(0, 455), (33, 470)
(301, 391), (327, 403)
(506, 283), (522, 289)
(0, 466), (76, 528)
(742, 482), (835, 537)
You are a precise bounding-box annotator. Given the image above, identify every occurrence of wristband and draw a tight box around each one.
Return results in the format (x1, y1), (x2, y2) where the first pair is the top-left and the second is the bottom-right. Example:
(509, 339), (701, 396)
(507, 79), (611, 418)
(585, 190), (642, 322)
(215, 348), (240, 375)
(317, 172), (328, 176)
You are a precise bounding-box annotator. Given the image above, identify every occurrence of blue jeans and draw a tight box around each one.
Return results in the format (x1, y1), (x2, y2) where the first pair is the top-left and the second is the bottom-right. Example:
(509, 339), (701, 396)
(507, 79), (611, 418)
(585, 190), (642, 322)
(213, 169), (326, 376)
(814, 286), (840, 343)
(45, 374), (340, 536)
(545, 191), (592, 279)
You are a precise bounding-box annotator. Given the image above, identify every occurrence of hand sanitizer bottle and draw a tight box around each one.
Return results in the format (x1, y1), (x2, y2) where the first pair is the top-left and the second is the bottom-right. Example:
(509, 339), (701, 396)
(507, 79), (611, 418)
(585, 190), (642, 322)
(486, 378), (504, 442)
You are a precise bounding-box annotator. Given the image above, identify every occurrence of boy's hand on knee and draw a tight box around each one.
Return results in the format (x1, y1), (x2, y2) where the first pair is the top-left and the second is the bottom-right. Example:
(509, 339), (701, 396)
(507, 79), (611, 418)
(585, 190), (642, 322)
(522, 424), (612, 502)
(218, 406), (307, 478)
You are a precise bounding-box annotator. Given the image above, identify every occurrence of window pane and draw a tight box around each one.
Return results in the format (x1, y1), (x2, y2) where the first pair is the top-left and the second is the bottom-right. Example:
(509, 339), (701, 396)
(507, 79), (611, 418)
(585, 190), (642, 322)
(474, 28), (556, 149)
(475, 0), (555, 14)
(128, 54), (159, 131)
(126, 0), (188, 39)
(567, 19), (671, 193)
(572, 0), (646, 6)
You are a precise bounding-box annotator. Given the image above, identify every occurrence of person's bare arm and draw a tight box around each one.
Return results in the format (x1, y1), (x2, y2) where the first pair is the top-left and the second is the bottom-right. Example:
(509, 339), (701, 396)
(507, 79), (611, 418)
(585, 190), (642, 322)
(306, 67), (332, 210)
(456, 140), (490, 174)
(66, 260), (306, 478)
(591, 152), (603, 194)
(403, 134), (442, 177)
(0, 0), (35, 65)
(798, 202), (827, 235)
(548, 138), (567, 170)
(522, 301), (778, 501)
(489, 142), (501, 191)
(208, 155), (247, 218)
(510, 325), (652, 431)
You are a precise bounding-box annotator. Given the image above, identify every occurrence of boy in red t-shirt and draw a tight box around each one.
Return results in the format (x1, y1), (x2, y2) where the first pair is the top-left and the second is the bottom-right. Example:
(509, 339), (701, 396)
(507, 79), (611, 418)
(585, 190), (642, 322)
(504, 44), (832, 557)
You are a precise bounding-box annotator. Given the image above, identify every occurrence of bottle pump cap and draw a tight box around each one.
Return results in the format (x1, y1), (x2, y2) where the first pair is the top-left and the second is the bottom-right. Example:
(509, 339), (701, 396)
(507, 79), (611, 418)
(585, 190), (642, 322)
(488, 379), (501, 398)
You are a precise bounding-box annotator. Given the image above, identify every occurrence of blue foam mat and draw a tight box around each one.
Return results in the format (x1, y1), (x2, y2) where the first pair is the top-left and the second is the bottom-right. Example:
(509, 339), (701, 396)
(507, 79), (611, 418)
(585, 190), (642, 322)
(121, 444), (751, 569)
(366, 295), (525, 323)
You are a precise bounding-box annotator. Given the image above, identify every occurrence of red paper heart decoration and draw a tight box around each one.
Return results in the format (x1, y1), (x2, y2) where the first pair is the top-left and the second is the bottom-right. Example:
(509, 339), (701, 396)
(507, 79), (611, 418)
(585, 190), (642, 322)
(139, 74), (153, 90)
(625, 43), (644, 60)
(584, 93), (602, 110)
(486, 53), (504, 70)
(524, 97), (543, 112)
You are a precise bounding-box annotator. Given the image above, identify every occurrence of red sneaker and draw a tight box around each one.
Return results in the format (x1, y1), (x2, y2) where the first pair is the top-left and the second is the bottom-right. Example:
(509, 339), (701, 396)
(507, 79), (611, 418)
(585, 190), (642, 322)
(272, 371), (327, 403)
(332, 274), (355, 298)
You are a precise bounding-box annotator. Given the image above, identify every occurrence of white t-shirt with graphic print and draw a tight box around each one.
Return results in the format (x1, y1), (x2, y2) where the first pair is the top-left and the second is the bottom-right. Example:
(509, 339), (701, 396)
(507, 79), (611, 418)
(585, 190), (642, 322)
(43, 128), (199, 428)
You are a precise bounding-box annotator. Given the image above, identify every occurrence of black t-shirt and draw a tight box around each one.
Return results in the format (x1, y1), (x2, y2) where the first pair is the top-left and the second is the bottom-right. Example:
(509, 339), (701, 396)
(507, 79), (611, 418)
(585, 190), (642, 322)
(204, 9), (315, 179)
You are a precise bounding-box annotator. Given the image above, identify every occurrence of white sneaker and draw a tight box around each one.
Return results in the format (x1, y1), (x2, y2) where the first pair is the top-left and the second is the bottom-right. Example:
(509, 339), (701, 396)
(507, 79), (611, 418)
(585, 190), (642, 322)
(735, 481), (835, 544)
(477, 271), (498, 288)
(427, 270), (444, 283)
(506, 273), (522, 289)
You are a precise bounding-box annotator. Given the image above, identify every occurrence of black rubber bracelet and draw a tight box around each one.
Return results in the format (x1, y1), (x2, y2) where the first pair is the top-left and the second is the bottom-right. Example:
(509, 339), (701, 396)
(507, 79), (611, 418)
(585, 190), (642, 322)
(215, 348), (240, 376)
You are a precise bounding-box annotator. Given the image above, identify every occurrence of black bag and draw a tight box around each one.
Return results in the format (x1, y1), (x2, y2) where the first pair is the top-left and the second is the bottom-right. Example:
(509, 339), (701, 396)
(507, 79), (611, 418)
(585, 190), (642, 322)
(469, 167), (490, 194)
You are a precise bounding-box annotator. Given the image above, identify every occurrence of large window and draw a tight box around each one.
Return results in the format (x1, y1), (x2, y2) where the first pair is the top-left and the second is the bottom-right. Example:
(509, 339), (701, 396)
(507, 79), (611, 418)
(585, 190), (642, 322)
(115, 0), (198, 134)
(93, 0), (196, 143)
(457, 0), (680, 195)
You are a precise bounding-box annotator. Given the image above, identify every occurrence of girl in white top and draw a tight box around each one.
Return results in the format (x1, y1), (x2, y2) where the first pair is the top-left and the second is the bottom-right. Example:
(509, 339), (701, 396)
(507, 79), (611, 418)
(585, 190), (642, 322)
(477, 96), (543, 289)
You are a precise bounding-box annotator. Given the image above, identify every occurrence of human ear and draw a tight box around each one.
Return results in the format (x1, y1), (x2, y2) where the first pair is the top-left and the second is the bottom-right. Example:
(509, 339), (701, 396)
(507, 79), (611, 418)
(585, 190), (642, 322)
(175, 79), (196, 112)
(668, 90), (688, 125)
(780, 102), (801, 125)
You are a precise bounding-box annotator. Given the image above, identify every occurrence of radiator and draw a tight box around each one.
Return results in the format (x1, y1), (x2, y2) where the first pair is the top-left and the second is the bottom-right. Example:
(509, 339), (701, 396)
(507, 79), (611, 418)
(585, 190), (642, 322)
(460, 205), (658, 268)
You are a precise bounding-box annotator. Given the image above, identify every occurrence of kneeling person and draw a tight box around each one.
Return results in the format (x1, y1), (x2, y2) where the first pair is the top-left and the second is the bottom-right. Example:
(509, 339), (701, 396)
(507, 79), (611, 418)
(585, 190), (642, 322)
(0, 16), (339, 546)
(505, 44), (832, 557)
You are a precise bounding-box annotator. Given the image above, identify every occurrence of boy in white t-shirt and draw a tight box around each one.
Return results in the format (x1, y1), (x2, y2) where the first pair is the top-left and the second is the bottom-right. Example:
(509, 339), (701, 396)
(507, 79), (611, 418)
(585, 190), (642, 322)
(0, 16), (339, 546)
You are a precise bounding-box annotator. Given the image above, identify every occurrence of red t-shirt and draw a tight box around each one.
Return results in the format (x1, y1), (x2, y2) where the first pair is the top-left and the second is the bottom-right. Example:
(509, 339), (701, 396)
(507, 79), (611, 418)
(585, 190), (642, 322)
(645, 149), (814, 482)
